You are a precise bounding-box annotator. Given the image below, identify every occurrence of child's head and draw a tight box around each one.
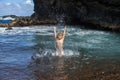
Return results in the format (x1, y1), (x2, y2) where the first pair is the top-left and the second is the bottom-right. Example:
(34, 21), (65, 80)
(57, 32), (63, 40)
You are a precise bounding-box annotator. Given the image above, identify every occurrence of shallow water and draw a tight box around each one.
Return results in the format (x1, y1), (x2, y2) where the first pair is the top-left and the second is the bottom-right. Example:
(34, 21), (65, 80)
(0, 26), (120, 80)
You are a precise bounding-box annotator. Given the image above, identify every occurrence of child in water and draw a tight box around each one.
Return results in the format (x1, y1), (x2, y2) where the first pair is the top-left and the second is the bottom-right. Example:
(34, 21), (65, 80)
(53, 26), (66, 56)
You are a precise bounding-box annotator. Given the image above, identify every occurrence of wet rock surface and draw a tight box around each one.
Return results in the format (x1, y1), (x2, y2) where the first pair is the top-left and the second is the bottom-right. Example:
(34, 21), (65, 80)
(33, 0), (120, 31)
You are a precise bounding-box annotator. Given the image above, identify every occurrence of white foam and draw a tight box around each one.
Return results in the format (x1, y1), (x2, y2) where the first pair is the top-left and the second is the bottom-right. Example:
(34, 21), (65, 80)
(87, 39), (101, 44)
(64, 49), (80, 56)
(33, 49), (80, 60)
(0, 27), (33, 35)
(67, 28), (109, 37)
(0, 26), (108, 36)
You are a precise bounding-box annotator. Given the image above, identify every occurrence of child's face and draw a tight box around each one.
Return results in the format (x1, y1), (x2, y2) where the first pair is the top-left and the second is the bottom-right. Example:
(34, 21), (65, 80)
(57, 33), (63, 40)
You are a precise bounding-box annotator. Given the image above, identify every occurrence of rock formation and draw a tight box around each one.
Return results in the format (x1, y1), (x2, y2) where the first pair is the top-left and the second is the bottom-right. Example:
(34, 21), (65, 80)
(32, 0), (120, 31)
(0, 16), (56, 27)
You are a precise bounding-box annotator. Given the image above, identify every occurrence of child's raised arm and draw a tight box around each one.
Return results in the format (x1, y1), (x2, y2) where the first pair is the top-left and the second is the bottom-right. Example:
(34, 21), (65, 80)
(63, 26), (67, 38)
(54, 26), (57, 38)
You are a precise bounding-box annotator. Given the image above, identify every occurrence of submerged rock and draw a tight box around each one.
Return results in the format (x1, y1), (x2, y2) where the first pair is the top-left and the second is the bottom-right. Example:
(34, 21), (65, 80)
(5, 27), (13, 30)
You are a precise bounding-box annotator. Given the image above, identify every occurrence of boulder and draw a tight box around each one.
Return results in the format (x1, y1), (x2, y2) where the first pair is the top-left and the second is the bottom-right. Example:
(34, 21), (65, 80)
(32, 0), (120, 31)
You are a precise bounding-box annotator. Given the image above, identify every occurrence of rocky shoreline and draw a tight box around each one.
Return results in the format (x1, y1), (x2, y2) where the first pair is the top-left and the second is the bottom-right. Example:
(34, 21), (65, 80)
(0, 15), (120, 32)
(0, 16), (56, 27)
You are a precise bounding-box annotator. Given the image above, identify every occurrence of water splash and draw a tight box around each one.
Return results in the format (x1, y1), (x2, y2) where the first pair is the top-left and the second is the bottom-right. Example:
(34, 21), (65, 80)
(56, 14), (65, 28)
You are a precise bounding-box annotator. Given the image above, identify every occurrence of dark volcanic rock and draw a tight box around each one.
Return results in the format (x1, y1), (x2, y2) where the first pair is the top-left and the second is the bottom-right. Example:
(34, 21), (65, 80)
(33, 0), (120, 31)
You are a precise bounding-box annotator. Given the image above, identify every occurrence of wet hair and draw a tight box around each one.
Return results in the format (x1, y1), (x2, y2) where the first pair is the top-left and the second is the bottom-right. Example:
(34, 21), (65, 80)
(57, 32), (63, 38)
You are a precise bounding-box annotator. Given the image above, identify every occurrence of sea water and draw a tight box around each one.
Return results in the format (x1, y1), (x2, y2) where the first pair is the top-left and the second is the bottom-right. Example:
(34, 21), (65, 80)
(0, 26), (120, 80)
(0, 20), (12, 24)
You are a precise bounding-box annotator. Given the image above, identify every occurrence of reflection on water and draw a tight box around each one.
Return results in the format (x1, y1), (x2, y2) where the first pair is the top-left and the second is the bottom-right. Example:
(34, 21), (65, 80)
(29, 57), (68, 80)
(0, 26), (120, 80)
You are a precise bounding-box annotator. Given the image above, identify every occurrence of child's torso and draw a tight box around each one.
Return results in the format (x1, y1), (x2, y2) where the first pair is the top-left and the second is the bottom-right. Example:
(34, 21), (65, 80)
(55, 39), (64, 50)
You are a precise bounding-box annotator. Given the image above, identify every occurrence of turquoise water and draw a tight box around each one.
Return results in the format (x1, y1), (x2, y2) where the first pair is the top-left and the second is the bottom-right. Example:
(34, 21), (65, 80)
(0, 20), (12, 24)
(0, 26), (120, 80)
